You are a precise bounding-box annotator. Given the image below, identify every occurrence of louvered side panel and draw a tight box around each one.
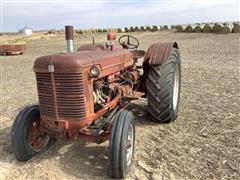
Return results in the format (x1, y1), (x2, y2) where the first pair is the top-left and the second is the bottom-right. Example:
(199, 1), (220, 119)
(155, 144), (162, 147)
(54, 73), (86, 120)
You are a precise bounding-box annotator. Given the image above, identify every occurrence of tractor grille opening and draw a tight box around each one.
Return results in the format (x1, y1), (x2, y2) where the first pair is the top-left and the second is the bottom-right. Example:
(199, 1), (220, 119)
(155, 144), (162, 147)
(36, 72), (86, 120)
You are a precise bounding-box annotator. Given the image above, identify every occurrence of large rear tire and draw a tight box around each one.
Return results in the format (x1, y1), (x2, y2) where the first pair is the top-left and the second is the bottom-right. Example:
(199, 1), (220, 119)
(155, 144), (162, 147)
(11, 105), (55, 161)
(109, 110), (135, 178)
(147, 48), (181, 123)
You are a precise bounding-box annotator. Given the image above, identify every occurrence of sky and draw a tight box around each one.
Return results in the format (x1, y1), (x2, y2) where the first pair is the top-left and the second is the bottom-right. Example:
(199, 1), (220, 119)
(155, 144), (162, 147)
(1, 0), (240, 32)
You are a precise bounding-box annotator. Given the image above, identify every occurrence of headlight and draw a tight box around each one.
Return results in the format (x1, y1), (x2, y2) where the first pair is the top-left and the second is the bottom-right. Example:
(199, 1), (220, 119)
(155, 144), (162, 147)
(90, 66), (100, 77)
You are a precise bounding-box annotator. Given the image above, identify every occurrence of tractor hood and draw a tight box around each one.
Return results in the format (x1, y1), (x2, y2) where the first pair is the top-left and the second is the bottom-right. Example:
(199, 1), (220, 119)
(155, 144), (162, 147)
(33, 49), (133, 73)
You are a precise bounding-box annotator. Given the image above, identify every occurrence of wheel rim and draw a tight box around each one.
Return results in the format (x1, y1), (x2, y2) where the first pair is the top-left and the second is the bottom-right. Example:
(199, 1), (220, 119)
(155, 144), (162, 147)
(126, 124), (134, 166)
(173, 64), (180, 111)
(28, 119), (50, 152)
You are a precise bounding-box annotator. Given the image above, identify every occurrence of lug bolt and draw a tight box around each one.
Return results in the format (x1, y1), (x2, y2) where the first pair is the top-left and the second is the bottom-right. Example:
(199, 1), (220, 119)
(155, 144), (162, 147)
(32, 122), (37, 127)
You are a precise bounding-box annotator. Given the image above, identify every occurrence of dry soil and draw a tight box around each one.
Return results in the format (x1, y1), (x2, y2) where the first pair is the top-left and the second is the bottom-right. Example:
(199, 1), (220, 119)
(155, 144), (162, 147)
(0, 31), (240, 180)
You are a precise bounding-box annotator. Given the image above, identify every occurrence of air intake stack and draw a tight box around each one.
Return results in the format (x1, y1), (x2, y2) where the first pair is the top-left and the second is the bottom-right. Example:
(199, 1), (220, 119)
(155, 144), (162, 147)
(65, 25), (74, 53)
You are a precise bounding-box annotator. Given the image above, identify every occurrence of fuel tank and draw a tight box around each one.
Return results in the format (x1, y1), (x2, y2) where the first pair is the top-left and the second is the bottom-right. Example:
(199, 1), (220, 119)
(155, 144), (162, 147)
(33, 48), (133, 75)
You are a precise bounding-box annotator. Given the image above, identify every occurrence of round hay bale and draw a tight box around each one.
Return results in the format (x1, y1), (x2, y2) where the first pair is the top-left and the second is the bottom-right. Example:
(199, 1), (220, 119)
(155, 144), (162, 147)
(102, 29), (108, 33)
(87, 30), (92, 34)
(213, 23), (224, 33)
(185, 25), (196, 32)
(221, 25), (233, 34)
(152, 25), (160, 31)
(163, 25), (170, 30)
(202, 24), (213, 33)
(90, 29), (96, 34)
(113, 28), (118, 32)
(193, 24), (204, 33)
(226, 22), (234, 26)
(97, 29), (103, 33)
(146, 25), (153, 31)
(124, 27), (129, 32)
(223, 22), (233, 26)
(134, 26), (140, 32)
(232, 23), (240, 33)
(140, 26), (147, 31)
(117, 28), (123, 33)
(82, 30), (88, 34)
(176, 25), (186, 32)
(78, 29), (84, 34)
(88, 29), (93, 34)
(130, 26), (135, 32)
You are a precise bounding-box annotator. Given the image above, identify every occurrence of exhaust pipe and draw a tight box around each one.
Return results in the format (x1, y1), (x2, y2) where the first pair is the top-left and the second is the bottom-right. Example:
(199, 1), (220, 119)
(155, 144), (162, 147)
(65, 25), (74, 53)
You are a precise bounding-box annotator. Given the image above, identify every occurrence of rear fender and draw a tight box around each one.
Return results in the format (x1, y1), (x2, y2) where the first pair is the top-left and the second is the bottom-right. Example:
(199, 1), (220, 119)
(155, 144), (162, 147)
(138, 42), (179, 93)
(143, 42), (178, 64)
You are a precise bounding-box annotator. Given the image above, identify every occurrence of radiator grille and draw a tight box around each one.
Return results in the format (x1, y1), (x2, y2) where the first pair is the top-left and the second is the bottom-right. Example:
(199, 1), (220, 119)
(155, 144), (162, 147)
(36, 72), (86, 120)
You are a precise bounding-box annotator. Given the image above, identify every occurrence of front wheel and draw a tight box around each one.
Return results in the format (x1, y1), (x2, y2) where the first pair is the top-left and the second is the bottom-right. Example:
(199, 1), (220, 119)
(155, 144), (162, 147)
(147, 48), (181, 123)
(11, 105), (55, 161)
(109, 110), (135, 178)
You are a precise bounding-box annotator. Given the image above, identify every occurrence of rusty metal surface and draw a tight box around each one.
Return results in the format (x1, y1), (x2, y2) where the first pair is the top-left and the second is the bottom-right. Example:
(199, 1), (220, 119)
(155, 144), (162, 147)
(77, 44), (106, 51)
(36, 72), (86, 121)
(125, 70), (140, 82)
(107, 32), (117, 41)
(0, 44), (26, 55)
(33, 48), (133, 74)
(131, 50), (145, 59)
(65, 26), (74, 40)
(39, 89), (122, 141)
(144, 42), (178, 64)
(33, 27), (141, 143)
(78, 131), (110, 144)
(28, 118), (48, 150)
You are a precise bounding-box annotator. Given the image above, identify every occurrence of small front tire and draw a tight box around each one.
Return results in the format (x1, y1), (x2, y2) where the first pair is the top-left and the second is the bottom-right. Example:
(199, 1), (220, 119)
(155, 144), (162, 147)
(109, 110), (135, 178)
(11, 105), (55, 161)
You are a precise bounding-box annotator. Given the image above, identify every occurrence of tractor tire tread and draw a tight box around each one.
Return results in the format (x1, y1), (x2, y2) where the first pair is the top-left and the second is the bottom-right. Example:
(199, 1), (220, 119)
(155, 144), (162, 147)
(146, 48), (181, 123)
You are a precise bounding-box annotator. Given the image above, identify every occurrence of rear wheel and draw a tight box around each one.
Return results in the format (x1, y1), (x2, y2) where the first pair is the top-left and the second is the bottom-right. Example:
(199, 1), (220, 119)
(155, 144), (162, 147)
(147, 48), (181, 123)
(11, 105), (55, 161)
(109, 110), (135, 178)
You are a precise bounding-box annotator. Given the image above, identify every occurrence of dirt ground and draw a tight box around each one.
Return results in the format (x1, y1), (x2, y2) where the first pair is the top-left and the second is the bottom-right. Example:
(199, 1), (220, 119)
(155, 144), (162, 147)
(1, 31), (239, 180)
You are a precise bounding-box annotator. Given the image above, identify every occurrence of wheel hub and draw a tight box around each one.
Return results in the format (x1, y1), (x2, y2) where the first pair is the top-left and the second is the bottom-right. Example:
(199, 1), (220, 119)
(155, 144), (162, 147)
(126, 124), (134, 166)
(28, 120), (50, 152)
(173, 64), (180, 111)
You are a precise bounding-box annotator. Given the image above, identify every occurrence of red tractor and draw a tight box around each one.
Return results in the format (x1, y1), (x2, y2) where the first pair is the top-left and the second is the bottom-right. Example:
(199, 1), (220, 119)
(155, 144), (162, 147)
(11, 26), (181, 178)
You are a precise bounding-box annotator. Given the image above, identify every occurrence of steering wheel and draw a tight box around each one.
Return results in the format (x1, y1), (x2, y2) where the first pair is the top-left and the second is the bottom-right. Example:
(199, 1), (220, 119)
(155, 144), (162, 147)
(118, 35), (139, 49)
